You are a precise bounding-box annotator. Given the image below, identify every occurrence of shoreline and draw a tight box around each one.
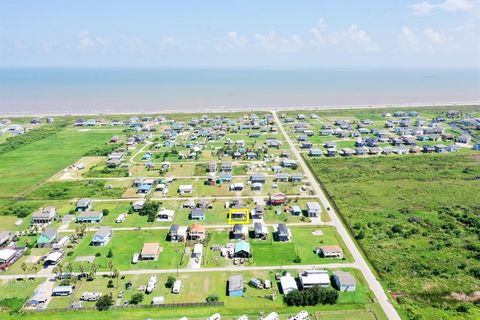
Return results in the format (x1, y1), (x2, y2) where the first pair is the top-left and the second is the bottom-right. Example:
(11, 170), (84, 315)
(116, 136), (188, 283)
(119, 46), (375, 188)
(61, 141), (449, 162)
(1, 100), (479, 118)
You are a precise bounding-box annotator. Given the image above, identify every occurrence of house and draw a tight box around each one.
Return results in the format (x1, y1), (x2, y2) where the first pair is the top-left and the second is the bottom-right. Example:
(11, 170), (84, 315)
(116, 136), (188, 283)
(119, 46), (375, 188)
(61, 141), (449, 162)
(456, 134), (471, 144)
(251, 182), (262, 191)
(254, 222), (268, 240)
(233, 240), (251, 258)
(189, 224), (206, 240)
(218, 172), (232, 184)
(209, 161), (217, 172)
(37, 226), (57, 248)
(318, 245), (344, 258)
(232, 224), (249, 240)
(290, 173), (303, 183)
(169, 225), (188, 242)
(0, 231), (13, 247)
(178, 184), (193, 194)
(276, 223), (291, 241)
(91, 227), (112, 246)
(140, 243), (160, 261)
(280, 273), (298, 294)
(263, 312), (280, 320)
(76, 198), (92, 211)
(228, 275), (244, 297)
(309, 149), (322, 157)
(300, 270), (330, 289)
(132, 200), (145, 211)
(280, 159), (297, 169)
(275, 173), (289, 182)
(270, 193), (286, 205)
(250, 174), (266, 184)
(326, 148), (337, 157)
(291, 205), (302, 216)
(44, 251), (64, 266)
(0, 248), (20, 270)
(230, 182), (244, 191)
(306, 202), (322, 217)
(190, 208), (206, 220)
(157, 208), (175, 221)
(76, 211), (103, 223)
(252, 205), (265, 219)
(192, 243), (203, 259)
(333, 271), (356, 292)
(31, 207), (57, 224)
(221, 162), (233, 172)
(52, 286), (73, 296)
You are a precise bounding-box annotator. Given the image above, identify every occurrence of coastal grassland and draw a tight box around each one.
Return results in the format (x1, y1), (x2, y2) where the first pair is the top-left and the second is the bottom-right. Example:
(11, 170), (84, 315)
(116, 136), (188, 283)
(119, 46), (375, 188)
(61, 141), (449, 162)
(0, 278), (43, 313)
(306, 154), (480, 320)
(26, 180), (128, 200)
(0, 128), (122, 198)
(1, 267), (386, 320)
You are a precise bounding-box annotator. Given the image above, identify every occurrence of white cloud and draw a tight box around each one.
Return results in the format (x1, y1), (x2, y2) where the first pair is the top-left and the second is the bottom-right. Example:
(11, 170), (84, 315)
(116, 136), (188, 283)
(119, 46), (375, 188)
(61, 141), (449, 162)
(77, 30), (107, 50)
(309, 19), (379, 51)
(255, 31), (303, 52)
(409, 0), (475, 15)
(310, 19), (328, 42)
(398, 26), (419, 50)
(423, 28), (448, 44)
(214, 32), (248, 51)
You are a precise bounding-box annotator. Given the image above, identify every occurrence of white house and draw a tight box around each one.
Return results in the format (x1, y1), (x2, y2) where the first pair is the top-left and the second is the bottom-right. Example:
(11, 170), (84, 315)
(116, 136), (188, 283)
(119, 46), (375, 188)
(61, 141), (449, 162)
(280, 272), (298, 294)
(91, 227), (112, 246)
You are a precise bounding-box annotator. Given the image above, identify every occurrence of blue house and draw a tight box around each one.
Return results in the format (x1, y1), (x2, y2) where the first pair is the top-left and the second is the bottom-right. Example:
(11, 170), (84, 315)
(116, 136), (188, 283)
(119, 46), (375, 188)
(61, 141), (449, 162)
(137, 184), (152, 194)
(309, 149), (322, 157)
(190, 208), (206, 220)
(228, 275), (244, 297)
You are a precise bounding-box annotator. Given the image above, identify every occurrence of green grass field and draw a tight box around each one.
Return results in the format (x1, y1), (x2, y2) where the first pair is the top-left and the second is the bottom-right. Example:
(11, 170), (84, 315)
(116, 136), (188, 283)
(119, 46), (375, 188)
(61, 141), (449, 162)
(306, 153), (480, 320)
(0, 128), (121, 198)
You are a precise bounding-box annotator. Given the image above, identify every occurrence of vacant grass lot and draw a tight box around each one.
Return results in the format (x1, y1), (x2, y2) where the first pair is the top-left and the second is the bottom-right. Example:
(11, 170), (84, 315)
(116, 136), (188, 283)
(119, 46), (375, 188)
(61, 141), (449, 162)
(27, 180), (127, 200)
(0, 128), (120, 197)
(306, 154), (480, 320)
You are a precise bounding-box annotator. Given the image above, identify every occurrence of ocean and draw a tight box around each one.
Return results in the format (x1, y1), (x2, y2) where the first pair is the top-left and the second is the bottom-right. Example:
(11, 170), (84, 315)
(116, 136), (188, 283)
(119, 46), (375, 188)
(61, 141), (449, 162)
(0, 67), (479, 115)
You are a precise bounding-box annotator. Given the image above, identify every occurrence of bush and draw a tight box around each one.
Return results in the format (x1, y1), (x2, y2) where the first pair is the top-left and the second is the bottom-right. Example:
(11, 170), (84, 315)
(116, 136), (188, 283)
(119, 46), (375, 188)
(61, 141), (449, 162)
(95, 295), (113, 311)
(106, 249), (113, 258)
(130, 293), (144, 305)
(166, 276), (176, 288)
(95, 252), (101, 257)
(284, 286), (338, 306)
(107, 280), (114, 288)
(102, 209), (109, 216)
(206, 294), (219, 303)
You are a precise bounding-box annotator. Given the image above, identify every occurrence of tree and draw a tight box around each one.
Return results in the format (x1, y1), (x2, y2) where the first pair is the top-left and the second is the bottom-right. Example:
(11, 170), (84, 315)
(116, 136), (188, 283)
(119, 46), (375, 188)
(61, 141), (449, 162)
(107, 249), (114, 259)
(96, 295), (113, 311)
(65, 262), (73, 275)
(130, 293), (144, 305)
(206, 294), (219, 303)
(79, 264), (86, 278)
(165, 276), (176, 288)
(89, 263), (98, 280)
(21, 262), (28, 280)
(102, 209), (109, 216)
(113, 268), (120, 288)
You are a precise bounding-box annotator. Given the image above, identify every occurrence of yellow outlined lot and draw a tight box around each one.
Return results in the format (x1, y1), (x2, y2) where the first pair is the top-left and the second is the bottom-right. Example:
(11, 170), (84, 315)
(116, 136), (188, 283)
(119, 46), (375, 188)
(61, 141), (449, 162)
(228, 208), (250, 224)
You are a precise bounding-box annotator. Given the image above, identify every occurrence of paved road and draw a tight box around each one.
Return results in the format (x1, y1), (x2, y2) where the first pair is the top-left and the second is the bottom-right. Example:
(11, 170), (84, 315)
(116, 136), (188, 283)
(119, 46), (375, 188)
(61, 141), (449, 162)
(58, 221), (334, 233)
(0, 263), (355, 280)
(272, 111), (401, 320)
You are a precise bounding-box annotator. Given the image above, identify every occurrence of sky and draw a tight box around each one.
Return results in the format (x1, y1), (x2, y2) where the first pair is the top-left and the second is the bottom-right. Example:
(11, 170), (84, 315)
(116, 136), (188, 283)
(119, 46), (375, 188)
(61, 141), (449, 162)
(0, 0), (479, 68)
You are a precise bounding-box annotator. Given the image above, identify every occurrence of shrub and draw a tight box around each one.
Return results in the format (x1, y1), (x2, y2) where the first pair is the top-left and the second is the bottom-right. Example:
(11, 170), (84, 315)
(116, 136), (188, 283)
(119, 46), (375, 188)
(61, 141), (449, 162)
(166, 276), (176, 288)
(206, 294), (219, 303)
(96, 295), (113, 311)
(130, 293), (144, 305)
